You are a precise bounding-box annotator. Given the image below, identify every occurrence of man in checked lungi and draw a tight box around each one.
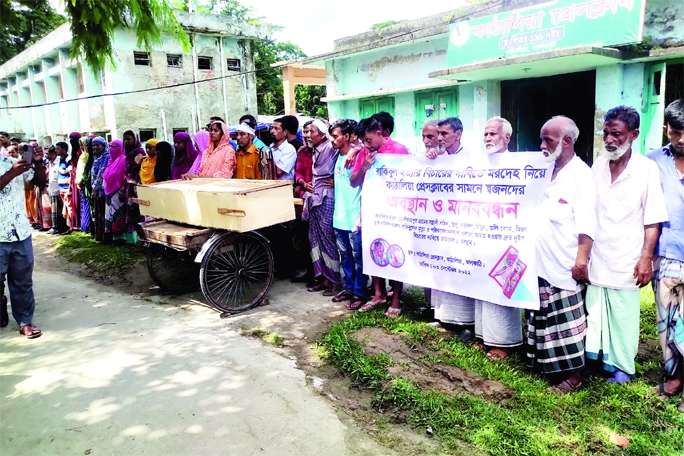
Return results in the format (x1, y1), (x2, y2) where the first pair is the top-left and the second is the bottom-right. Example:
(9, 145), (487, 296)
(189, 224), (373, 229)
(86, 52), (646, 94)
(647, 99), (684, 412)
(526, 116), (596, 393)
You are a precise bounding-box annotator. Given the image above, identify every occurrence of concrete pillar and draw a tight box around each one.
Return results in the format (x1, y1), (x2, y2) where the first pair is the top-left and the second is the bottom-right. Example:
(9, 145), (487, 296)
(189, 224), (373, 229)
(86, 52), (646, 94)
(43, 59), (62, 137)
(17, 74), (33, 137)
(28, 65), (48, 141)
(58, 50), (80, 134)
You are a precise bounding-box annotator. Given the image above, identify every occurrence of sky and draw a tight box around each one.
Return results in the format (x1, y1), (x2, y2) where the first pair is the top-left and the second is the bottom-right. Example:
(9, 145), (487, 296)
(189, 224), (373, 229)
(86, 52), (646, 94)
(48, 0), (469, 57)
(238, 0), (469, 57)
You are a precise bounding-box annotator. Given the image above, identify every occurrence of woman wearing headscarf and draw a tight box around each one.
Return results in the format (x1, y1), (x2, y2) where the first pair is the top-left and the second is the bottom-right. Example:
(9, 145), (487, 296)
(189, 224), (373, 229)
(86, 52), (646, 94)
(184, 121), (235, 179)
(187, 130), (210, 175)
(75, 137), (94, 233)
(104, 131), (144, 244)
(172, 132), (199, 180)
(90, 136), (110, 242)
(154, 141), (174, 182)
(67, 132), (82, 230)
(136, 138), (159, 185)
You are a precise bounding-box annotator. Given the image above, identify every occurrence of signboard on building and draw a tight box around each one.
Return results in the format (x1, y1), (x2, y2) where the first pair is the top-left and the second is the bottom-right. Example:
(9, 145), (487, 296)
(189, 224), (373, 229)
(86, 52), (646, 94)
(361, 153), (553, 310)
(446, 0), (646, 67)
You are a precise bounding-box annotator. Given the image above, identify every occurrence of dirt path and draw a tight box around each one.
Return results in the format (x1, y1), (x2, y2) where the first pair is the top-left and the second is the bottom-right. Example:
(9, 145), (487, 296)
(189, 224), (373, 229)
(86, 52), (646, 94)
(1, 234), (440, 455)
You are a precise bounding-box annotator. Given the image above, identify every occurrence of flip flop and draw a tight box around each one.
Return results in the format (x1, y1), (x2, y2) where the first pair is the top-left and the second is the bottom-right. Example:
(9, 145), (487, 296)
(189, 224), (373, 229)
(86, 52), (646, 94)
(385, 307), (402, 318)
(307, 283), (327, 292)
(346, 298), (364, 311)
(332, 290), (352, 303)
(607, 370), (631, 383)
(656, 383), (683, 399)
(322, 288), (337, 297)
(19, 325), (42, 339)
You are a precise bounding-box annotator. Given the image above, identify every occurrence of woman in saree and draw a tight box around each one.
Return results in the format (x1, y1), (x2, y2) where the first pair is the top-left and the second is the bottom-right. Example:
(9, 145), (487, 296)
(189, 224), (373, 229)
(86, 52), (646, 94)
(172, 132), (199, 180)
(75, 137), (94, 233)
(90, 137), (110, 242)
(104, 131), (144, 243)
(183, 121), (235, 179)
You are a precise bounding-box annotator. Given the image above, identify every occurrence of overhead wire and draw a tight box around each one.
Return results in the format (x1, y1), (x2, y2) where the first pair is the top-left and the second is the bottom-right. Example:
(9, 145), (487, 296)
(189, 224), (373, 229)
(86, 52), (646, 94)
(0, 0), (506, 111)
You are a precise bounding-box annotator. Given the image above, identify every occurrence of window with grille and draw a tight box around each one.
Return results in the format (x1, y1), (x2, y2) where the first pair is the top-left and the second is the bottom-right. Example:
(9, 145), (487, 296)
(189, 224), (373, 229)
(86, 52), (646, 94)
(134, 51), (151, 66)
(139, 129), (156, 142)
(226, 59), (241, 71)
(197, 56), (213, 70)
(172, 128), (187, 136)
(167, 54), (182, 68)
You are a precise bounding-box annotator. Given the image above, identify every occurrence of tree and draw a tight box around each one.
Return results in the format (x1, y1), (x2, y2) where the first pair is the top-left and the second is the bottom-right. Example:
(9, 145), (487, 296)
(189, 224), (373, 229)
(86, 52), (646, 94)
(295, 85), (328, 118)
(0, 0), (67, 65)
(65, 0), (190, 70)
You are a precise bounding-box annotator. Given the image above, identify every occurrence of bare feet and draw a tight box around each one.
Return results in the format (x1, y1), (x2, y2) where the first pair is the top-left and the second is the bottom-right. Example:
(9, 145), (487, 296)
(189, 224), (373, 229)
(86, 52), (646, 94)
(486, 348), (510, 361)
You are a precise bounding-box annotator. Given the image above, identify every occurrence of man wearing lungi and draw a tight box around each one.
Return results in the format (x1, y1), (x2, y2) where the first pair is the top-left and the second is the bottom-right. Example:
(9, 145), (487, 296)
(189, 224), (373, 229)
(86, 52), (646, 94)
(527, 116), (596, 393)
(474, 116), (524, 360)
(647, 99), (684, 411)
(587, 106), (668, 383)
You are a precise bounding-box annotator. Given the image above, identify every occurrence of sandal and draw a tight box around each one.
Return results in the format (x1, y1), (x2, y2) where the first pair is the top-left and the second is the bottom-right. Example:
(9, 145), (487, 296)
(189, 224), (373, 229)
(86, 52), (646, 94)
(307, 283), (327, 292)
(655, 383), (682, 399)
(332, 290), (352, 303)
(472, 341), (486, 351)
(385, 307), (402, 318)
(486, 348), (510, 361)
(550, 379), (583, 394)
(346, 298), (364, 311)
(358, 301), (378, 312)
(19, 325), (42, 339)
(322, 288), (337, 297)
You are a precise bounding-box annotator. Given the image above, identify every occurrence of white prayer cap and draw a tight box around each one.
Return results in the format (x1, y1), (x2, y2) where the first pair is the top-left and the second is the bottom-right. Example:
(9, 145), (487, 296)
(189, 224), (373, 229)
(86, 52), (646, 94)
(311, 119), (330, 139)
(236, 123), (255, 135)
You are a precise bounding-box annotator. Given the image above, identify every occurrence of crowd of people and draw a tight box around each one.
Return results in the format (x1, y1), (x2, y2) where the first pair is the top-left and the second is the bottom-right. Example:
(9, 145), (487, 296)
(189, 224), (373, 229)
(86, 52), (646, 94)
(1, 99), (683, 412)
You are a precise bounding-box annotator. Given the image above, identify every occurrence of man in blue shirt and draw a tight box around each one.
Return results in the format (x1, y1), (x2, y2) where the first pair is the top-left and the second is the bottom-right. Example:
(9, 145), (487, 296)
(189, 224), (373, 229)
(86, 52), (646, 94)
(647, 99), (684, 411)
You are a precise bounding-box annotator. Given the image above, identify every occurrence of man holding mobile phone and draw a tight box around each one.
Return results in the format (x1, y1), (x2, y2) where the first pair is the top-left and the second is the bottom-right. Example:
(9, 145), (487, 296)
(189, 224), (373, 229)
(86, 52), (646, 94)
(0, 141), (47, 338)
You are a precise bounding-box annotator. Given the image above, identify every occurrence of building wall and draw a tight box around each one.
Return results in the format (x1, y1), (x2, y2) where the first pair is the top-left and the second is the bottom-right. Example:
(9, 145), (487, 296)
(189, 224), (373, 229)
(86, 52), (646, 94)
(323, 0), (683, 155)
(0, 21), (263, 143)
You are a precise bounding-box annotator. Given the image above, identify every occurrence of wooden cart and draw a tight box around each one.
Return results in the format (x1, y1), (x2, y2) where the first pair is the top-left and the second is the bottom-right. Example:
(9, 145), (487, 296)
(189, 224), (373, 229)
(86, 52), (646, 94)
(133, 179), (298, 314)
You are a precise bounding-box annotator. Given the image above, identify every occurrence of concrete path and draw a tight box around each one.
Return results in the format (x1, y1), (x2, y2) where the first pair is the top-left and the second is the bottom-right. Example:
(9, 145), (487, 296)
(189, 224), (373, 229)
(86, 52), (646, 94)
(0, 270), (393, 455)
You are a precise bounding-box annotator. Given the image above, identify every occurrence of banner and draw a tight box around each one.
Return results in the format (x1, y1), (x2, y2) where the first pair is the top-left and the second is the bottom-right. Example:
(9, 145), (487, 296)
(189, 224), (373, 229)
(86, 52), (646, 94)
(446, 0), (646, 67)
(361, 152), (553, 310)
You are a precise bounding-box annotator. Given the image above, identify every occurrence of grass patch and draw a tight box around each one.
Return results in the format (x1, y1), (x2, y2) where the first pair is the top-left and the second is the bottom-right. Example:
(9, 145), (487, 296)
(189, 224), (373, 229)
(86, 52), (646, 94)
(53, 232), (144, 273)
(639, 286), (657, 342)
(241, 327), (286, 347)
(321, 291), (683, 456)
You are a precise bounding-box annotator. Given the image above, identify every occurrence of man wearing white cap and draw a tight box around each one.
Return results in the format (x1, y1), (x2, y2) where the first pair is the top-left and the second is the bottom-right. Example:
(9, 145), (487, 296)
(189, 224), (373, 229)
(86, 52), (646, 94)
(235, 123), (261, 180)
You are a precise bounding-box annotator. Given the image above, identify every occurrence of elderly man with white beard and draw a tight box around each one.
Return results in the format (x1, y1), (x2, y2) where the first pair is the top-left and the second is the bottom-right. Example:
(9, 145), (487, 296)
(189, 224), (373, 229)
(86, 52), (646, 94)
(586, 106), (669, 383)
(470, 117), (525, 360)
(526, 116), (596, 393)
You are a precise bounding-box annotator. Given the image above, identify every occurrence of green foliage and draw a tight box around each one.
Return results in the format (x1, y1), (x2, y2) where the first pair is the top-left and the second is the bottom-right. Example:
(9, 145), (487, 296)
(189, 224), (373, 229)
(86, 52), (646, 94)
(65, 0), (190, 70)
(370, 20), (406, 31)
(0, 0), (67, 65)
(639, 286), (657, 342)
(321, 300), (684, 455)
(54, 232), (144, 272)
(294, 85), (328, 118)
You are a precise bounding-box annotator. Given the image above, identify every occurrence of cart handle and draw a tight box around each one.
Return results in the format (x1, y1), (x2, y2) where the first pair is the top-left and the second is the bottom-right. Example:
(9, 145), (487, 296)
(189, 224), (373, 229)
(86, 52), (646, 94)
(131, 198), (150, 206)
(217, 208), (247, 217)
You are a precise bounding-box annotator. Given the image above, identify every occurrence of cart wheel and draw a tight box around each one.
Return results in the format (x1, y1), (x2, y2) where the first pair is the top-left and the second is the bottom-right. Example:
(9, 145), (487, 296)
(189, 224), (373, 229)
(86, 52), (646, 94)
(147, 243), (200, 294)
(200, 232), (274, 313)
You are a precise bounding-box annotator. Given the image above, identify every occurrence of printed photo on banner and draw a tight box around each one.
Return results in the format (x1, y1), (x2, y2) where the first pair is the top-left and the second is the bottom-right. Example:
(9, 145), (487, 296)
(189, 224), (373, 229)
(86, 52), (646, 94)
(361, 151), (552, 310)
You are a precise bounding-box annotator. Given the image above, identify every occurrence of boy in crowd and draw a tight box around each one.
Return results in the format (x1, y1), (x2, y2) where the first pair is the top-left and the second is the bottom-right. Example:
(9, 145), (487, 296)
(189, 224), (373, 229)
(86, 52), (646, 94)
(350, 116), (409, 317)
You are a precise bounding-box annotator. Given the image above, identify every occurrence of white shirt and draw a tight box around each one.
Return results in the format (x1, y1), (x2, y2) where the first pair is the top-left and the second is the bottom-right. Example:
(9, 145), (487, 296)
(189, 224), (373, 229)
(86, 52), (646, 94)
(48, 157), (60, 196)
(589, 153), (669, 290)
(0, 156), (35, 242)
(270, 140), (297, 181)
(536, 155), (596, 291)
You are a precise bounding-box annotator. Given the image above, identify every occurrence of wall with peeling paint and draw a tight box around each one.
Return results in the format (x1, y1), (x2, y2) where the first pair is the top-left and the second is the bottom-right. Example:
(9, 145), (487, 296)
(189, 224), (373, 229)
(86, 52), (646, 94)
(0, 18), (267, 142)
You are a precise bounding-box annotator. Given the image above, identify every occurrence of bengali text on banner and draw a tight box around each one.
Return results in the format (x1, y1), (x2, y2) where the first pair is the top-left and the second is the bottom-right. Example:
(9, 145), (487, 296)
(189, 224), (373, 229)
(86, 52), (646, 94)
(361, 152), (553, 310)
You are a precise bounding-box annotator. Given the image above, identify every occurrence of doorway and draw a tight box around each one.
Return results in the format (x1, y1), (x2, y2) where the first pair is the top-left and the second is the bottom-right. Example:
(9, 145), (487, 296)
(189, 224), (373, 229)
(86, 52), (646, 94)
(502, 71), (596, 165)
